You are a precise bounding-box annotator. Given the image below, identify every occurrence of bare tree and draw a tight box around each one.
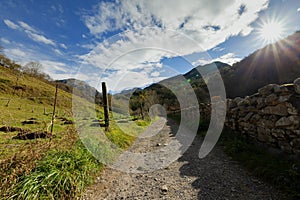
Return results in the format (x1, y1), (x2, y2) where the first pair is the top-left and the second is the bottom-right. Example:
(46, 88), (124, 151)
(23, 61), (42, 77)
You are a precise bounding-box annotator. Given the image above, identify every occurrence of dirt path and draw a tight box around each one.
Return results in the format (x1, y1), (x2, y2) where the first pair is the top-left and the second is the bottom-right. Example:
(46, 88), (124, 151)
(81, 118), (288, 200)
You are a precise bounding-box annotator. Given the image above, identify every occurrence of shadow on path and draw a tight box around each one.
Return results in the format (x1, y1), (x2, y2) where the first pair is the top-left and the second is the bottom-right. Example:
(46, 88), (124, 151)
(178, 132), (288, 200)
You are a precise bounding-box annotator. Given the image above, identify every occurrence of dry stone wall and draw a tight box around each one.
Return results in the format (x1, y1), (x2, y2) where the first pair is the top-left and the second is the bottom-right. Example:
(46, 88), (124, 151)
(224, 78), (300, 157)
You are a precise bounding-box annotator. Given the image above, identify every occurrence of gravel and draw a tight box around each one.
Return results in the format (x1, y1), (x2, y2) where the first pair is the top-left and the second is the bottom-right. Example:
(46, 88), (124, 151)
(81, 118), (288, 200)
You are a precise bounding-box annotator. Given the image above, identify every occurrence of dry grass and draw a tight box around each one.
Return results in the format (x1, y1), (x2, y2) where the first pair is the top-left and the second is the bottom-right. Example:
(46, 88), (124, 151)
(0, 127), (78, 198)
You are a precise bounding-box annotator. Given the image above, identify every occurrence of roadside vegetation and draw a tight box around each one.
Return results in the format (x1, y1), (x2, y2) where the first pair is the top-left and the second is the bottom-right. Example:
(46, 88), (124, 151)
(0, 53), (151, 199)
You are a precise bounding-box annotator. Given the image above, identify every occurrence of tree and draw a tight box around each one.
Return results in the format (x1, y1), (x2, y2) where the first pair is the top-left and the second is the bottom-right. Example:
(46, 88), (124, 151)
(23, 62), (42, 77)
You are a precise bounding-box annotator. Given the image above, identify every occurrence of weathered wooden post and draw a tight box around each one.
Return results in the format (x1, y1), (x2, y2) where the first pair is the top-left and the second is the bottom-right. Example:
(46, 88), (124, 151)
(102, 82), (110, 131)
(50, 84), (58, 135)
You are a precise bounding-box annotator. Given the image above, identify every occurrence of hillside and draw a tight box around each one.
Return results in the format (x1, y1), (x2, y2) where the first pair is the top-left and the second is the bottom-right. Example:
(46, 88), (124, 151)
(226, 31), (300, 97)
(136, 31), (300, 112)
(56, 78), (103, 105)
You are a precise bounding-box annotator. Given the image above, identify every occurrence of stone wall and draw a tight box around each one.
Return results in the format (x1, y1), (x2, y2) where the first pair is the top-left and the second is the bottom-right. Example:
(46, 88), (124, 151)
(224, 78), (300, 157)
(199, 78), (300, 158)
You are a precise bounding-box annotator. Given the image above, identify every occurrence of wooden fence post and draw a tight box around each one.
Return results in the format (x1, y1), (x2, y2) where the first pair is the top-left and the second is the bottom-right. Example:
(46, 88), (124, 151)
(50, 85), (58, 135)
(102, 82), (110, 131)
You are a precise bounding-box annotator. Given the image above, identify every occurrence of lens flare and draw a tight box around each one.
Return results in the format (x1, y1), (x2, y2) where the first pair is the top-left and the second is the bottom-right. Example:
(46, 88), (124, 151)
(257, 18), (285, 44)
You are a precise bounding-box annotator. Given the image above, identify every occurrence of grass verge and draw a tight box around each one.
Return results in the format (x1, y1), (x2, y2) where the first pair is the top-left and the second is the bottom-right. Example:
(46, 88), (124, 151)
(9, 140), (102, 200)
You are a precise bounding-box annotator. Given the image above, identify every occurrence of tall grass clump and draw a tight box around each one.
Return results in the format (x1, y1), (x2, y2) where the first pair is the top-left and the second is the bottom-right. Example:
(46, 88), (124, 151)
(10, 141), (102, 200)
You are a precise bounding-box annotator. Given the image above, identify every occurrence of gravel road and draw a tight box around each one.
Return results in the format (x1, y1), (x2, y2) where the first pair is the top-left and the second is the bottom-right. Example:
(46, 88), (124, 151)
(81, 118), (288, 200)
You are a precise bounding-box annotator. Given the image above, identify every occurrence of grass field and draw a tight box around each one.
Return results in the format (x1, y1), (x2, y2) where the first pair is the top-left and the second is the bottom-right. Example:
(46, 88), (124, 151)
(0, 66), (151, 199)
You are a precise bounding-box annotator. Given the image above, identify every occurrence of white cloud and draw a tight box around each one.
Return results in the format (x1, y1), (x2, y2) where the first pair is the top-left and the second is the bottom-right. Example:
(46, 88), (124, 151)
(151, 71), (160, 77)
(8, 48), (26, 58)
(193, 53), (241, 66)
(60, 43), (67, 49)
(18, 21), (38, 33)
(79, 0), (268, 92)
(1, 38), (10, 44)
(54, 48), (63, 55)
(297, 8), (300, 12)
(4, 19), (57, 47)
(212, 46), (225, 52)
(25, 30), (56, 46)
(3, 19), (19, 30)
(101, 70), (168, 92)
(216, 53), (241, 65)
(40, 60), (68, 75)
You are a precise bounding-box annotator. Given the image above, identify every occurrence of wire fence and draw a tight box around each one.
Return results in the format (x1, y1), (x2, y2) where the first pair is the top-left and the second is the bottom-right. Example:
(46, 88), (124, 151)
(0, 96), (72, 129)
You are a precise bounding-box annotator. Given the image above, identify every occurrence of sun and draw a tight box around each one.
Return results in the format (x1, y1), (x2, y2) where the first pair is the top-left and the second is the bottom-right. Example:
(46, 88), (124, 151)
(258, 19), (284, 44)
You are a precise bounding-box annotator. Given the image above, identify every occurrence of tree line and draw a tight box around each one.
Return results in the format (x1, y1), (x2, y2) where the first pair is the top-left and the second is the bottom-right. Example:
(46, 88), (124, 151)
(0, 46), (52, 82)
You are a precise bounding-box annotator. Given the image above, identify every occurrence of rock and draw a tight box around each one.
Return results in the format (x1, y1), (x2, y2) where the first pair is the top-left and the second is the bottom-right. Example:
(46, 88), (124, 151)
(227, 99), (236, 109)
(262, 104), (288, 116)
(243, 112), (253, 122)
(288, 116), (300, 126)
(258, 84), (280, 96)
(290, 138), (300, 147)
(271, 129), (285, 138)
(257, 119), (275, 128)
(294, 77), (300, 94)
(233, 97), (243, 105)
(161, 185), (168, 192)
(275, 117), (293, 127)
(265, 93), (278, 105)
(257, 127), (274, 142)
(278, 94), (292, 103)
(256, 97), (265, 108)
(250, 114), (261, 123)
(137, 166), (144, 171)
(237, 96), (251, 107)
(275, 85), (289, 94)
(293, 130), (300, 136)
(287, 106), (298, 115)
(278, 141), (292, 153)
(231, 187), (237, 192)
(156, 143), (162, 146)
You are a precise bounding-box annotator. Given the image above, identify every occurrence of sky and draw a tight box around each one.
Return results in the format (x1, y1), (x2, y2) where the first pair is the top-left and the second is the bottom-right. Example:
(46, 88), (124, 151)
(0, 0), (300, 93)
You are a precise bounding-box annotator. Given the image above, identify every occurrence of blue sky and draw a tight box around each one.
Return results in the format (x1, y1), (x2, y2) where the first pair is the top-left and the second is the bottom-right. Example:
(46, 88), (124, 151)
(0, 0), (299, 93)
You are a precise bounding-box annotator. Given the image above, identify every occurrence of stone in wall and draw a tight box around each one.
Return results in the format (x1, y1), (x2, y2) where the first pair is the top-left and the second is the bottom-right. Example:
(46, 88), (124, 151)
(258, 84), (280, 96)
(261, 103), (289, 116)
(293, 78), (300, 94)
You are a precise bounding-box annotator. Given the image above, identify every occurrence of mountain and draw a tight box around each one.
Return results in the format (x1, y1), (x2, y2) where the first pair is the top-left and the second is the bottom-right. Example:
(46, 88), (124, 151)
(56, 78), (103, 105)
(137, 31), (300, 111)
(225, 31), (300, 97)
